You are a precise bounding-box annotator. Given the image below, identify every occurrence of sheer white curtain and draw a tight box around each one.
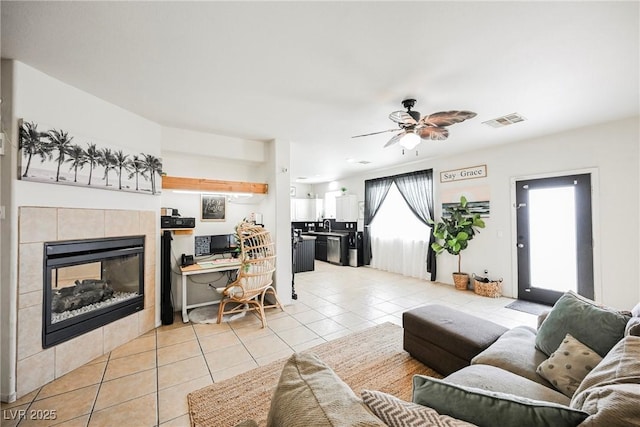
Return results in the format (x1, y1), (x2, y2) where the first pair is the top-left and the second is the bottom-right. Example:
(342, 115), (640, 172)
(369, 182), (431, 279)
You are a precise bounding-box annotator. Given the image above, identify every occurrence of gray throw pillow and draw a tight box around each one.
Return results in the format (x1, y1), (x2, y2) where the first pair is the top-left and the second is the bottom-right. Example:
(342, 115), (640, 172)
(570, 336), (640, 426)
(412, 375), (589, 427)
(536, 333), (603, 397)
(266, 352), (386, 427)
(535, 291), (631, 357)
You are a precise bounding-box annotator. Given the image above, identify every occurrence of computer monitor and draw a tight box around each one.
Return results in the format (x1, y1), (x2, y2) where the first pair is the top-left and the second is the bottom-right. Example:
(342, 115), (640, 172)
(210, 234), (231, 254)
(194, 234), (235, 256)
(194, 235), (212, 256)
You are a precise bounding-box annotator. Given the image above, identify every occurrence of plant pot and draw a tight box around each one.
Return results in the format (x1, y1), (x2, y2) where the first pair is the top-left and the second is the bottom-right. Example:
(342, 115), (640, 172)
(452, 273), (469, 290)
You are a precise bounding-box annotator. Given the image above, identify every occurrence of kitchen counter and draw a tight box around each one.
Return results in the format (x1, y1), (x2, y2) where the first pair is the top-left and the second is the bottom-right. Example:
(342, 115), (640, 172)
(302, 231), (349, 237)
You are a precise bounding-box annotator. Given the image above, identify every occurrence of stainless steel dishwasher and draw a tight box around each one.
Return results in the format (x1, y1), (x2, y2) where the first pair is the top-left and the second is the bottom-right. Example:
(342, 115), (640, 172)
(327, 236), (341, 264)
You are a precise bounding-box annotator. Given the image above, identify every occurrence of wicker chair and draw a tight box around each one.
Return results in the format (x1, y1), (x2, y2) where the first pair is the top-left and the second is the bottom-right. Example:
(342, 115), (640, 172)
(216, 221), (283, 328)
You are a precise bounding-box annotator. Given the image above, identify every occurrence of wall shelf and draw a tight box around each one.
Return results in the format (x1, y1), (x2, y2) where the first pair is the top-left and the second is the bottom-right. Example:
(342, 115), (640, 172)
(162, 228), (194, 235)
(161, 175), (268, 194)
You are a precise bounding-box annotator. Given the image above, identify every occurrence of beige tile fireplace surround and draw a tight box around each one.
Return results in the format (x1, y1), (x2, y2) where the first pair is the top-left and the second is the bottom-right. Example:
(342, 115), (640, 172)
(16, 207), (157, 399)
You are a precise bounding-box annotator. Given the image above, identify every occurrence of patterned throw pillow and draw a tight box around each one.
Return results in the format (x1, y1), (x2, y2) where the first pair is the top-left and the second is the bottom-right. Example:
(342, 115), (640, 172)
(537, 334), (603, 397)
(361, 390), (476, 427)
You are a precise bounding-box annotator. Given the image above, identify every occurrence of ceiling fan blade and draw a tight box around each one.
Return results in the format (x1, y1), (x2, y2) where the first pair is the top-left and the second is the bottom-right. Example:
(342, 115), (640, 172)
(420, 110), (477, 127)
(417, 126), (449, 141)
(383, 132), (405, 148)
(351, 129), (399, 138)
(389, 111), (417, 125)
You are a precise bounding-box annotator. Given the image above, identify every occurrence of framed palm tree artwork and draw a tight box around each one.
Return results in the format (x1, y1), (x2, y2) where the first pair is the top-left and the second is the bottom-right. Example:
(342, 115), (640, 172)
(17, 119), (163, 195)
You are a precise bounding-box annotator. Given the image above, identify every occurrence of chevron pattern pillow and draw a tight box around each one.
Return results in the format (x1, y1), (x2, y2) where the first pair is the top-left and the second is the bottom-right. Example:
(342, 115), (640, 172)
(361, 390), (477, 427)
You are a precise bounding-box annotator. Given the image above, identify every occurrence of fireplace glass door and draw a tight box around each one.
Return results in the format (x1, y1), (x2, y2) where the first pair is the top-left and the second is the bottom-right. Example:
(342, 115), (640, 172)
(44, 236), (145, 347)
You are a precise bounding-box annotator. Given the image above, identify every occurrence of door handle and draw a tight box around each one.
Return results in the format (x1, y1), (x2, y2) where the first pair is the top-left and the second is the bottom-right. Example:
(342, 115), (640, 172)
(517, 243), (525, 248)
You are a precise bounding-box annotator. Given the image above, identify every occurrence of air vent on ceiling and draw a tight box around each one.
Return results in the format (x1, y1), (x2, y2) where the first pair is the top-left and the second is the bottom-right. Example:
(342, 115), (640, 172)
(482, 113), (526, 128)
(357, 160), (371, 165)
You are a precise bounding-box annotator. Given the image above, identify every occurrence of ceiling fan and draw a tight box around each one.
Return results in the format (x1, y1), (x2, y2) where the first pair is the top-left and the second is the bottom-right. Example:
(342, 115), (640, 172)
(352, 99), (477, 150)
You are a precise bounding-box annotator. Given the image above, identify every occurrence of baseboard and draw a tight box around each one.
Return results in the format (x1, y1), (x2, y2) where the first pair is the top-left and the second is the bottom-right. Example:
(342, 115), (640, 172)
(1, 391), (17, 404)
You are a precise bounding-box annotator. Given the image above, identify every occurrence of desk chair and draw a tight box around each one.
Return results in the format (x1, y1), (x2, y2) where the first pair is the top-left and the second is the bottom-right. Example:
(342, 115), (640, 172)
(216, 221), (283, 327)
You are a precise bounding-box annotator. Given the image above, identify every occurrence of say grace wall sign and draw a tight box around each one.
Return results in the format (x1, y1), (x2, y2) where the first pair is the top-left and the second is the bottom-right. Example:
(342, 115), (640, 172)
(440, 164), (487, 183)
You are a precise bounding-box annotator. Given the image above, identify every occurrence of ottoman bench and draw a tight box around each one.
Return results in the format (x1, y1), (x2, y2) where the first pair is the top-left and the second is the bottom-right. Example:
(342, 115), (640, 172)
(403, 304), (508, 375)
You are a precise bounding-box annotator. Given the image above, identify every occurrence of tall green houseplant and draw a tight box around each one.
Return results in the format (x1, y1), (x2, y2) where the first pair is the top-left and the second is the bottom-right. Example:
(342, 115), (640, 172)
(431, 196), (486, 289)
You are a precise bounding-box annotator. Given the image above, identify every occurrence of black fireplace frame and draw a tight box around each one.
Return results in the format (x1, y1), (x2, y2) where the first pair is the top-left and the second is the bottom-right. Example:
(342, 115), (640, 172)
(43, 235), (145, 348)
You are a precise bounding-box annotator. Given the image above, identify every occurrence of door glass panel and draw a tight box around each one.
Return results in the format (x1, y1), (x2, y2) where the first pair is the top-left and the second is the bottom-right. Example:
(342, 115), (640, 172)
(528, 186), (577, 292)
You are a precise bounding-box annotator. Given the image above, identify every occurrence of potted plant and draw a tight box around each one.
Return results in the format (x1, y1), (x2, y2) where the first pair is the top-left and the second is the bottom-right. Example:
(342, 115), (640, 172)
(430, 196), (486, 290)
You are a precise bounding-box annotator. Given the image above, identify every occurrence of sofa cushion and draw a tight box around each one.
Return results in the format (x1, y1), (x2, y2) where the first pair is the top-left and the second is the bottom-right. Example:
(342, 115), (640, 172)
(471, 326), (551, 387)
(445, 364), (570, 406)
(412, 375), (589, 427)
(266, 352), (385, 427)
(536, 334), (603, 398)
(535, 291), (631, 357)
(361, 389), (476, 427)
(570, 336), (640, 426)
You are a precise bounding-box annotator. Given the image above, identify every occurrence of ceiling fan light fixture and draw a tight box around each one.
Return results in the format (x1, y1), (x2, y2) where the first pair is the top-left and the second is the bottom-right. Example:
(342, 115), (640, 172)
(399, 132), (420, 149)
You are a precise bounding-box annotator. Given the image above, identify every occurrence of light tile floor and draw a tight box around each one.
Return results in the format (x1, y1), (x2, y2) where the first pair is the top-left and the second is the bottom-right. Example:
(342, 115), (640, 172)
(2, 262), (537, 426)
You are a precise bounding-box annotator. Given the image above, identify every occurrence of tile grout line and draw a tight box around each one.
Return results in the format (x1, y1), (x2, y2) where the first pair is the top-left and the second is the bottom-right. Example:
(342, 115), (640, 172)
(155, 327), (161, 427)
(85, 348), (112, 427)
(192, 323), (217, 385)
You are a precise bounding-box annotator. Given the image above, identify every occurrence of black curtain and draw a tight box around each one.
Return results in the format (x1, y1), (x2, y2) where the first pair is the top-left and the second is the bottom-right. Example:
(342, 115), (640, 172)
(363, 169), (436, 281)
(394, 170), (437, 281)
(363, 177), (393, 265)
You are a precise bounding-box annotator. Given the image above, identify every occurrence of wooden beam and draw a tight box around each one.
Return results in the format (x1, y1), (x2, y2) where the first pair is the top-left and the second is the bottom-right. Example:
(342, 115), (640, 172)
(161, 175), (268, 194)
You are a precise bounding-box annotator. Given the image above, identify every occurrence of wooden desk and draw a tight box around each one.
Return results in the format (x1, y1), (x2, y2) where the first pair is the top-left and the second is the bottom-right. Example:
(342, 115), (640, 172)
(180, 260), (241, 323)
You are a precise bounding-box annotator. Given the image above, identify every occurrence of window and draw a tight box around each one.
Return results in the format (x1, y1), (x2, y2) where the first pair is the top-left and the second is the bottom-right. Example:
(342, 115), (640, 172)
(369, 183), (431, 278)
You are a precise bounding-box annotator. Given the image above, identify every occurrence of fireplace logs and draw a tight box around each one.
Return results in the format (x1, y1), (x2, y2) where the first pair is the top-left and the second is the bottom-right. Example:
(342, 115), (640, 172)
(51, 279), (115, 313)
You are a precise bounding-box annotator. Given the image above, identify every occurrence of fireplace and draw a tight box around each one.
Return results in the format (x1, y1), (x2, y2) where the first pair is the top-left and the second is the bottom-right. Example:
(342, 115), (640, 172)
(43, 235), (145, 348)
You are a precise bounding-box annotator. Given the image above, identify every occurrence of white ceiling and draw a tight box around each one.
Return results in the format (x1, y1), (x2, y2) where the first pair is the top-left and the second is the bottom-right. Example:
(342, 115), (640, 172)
(2, 1), (638, 183)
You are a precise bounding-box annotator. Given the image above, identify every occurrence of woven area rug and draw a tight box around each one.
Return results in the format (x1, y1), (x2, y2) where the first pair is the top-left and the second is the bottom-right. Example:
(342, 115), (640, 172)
(188, 322), (440, 427)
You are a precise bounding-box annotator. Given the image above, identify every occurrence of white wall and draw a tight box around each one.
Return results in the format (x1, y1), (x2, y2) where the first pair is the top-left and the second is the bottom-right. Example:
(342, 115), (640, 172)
(159, 135), (270, 309)
(0, 60), (293, 402)
(315, 117), (640, 310)
(260, 139), (293, 306)
(0, 60), (163, 402)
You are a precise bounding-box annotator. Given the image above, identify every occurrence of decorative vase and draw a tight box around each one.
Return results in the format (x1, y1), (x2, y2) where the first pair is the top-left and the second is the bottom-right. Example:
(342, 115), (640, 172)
(452, 273), (469, 290)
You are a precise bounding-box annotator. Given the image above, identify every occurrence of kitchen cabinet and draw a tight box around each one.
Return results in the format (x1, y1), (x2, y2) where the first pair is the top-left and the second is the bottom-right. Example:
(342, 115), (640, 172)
(294, 236), (315, 273)
(336, 195), (358, 222)
(307, 232), (349, 265)
(315, 234), (328, 261)
(291, 198), (323, 221)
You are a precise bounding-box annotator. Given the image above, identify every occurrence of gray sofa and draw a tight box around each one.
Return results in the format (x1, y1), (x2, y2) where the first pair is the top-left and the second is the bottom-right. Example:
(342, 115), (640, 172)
(403, 291), (640, 426)
(242, 291), (639, 427)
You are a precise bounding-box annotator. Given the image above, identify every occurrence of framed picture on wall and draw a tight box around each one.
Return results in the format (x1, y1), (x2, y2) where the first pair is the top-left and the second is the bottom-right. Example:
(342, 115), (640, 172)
(201, 194), (226, 222)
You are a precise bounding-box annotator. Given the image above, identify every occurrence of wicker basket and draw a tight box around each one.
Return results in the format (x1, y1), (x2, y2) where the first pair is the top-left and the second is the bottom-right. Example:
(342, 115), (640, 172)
(473, 278), (503, 298)
(453, 273), (469, 290)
